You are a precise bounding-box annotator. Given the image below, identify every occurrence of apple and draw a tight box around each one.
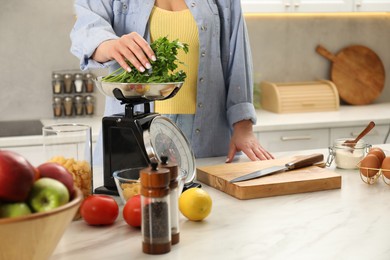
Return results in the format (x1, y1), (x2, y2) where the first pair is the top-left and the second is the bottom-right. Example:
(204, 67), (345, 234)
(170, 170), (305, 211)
(28, 178), (70, 213)
(0, 150), (36, 202)
(0, 202), (32, 218)
(37, 162), (75, 197)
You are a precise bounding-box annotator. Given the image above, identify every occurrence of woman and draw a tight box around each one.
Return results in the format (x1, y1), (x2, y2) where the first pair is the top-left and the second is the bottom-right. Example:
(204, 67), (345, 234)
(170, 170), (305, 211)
(70, 0), (273, 164)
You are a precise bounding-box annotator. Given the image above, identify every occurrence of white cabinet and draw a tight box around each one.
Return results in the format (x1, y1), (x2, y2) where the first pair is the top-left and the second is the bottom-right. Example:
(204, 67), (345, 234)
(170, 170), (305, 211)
(354, 0), (390, 12)
(241, 0), (390, 12)
(257, 129), (329, 152)
(257, 124), (390, 153)
(330, 124), (390, 146)
(241, 0), (353, 13)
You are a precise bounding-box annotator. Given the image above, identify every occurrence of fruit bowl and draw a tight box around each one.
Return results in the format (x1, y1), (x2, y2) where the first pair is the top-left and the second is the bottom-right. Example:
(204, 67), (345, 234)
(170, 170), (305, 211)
(0, 188), (83, 260)
(113, 168), (141, 204)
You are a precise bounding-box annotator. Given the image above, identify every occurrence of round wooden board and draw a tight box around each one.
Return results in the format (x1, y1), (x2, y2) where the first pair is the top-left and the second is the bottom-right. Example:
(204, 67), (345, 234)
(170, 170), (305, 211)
(317, 45), (385, 105)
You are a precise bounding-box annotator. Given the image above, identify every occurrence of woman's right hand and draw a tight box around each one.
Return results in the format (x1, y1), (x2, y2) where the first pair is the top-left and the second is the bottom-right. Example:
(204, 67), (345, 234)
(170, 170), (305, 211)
(92, 32), (156, 72)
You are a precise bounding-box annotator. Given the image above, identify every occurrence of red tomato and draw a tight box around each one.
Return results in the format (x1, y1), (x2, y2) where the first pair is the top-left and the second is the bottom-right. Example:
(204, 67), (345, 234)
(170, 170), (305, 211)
(123, 195), (141, 227)
(80, 195), (119, 226)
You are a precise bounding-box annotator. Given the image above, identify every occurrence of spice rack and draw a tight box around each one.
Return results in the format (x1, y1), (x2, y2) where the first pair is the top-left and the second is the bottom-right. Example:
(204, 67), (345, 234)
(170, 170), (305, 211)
(51, 70), (96, 118)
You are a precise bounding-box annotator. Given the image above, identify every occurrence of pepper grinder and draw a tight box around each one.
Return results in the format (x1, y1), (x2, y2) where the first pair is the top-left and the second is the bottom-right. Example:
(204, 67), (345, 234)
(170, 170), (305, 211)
(160, 155), (180, 245)
(140, 162), (171, 255)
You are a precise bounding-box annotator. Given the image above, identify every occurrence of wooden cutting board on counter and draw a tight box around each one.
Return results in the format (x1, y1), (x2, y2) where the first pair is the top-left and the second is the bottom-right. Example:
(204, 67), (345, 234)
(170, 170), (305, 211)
(197, 156), (341, 200)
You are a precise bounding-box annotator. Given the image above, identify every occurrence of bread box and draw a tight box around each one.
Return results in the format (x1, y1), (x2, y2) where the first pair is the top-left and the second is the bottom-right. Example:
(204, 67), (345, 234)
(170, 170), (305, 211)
(260, 80), (339, 113)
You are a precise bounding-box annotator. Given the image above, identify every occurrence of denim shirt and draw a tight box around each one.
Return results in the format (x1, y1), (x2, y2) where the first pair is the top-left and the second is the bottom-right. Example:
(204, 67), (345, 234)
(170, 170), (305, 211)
(70, 0), (256, 158)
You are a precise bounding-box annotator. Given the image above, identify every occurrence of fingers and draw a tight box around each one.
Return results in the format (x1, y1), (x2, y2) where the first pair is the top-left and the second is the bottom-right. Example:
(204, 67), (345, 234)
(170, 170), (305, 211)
(113, 32), (156, 72)
(225, 144), (237, 163)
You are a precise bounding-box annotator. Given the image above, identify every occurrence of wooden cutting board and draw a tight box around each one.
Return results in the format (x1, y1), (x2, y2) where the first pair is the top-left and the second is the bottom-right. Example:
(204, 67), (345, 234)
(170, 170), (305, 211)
(197, 156), (341, 200)
(316, 45), (385, 105)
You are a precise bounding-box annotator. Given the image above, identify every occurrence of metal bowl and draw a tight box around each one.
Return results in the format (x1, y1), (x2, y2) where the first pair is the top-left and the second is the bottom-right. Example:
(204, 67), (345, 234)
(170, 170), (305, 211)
(94, 77), (183, 101)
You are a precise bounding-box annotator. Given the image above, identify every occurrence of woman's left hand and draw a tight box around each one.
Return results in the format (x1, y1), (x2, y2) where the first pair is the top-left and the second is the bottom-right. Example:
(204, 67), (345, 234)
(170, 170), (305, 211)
(226, 120), (274, 163)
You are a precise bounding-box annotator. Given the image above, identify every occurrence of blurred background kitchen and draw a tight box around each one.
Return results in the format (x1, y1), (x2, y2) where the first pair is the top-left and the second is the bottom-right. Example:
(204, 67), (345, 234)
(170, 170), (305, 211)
(1, 0), (389, 121)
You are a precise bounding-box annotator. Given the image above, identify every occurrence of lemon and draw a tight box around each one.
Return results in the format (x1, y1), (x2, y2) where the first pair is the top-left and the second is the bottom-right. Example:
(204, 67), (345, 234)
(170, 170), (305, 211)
(179, 188), (212, 221)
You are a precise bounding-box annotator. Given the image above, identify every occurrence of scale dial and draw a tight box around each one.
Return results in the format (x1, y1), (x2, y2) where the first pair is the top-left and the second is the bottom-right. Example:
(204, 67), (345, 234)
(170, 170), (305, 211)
(145, 116), (196, 184)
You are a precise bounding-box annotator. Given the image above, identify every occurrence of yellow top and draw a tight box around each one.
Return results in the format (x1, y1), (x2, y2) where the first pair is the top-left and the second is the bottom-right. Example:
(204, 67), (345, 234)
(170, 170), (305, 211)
(150, 6), (199, 114)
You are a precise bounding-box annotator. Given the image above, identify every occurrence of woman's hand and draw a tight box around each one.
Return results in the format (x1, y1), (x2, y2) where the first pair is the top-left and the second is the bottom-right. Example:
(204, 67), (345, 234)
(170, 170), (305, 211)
(226, 120), (274, 163)
(92, 32), (156, 72)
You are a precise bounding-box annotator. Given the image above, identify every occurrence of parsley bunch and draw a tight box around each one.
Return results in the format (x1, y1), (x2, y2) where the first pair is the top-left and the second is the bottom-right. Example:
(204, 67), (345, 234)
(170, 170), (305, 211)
(102, 37), (189, 83)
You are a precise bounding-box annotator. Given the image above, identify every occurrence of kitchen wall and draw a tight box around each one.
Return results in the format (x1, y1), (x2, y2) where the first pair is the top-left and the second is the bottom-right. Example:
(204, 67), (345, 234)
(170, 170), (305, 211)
(0, 2), (389, 121)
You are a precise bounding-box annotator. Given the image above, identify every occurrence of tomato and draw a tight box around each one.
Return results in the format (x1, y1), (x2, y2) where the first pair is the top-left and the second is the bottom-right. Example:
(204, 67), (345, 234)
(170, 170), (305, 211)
(123, 195), (141, 227)
(80, 195), (119, 226)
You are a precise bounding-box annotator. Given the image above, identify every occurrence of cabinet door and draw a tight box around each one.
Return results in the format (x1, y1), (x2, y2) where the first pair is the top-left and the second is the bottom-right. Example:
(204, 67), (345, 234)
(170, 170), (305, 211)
(354, 0), (390, 12)
(257, 129), (329, 152)
(241, 0), (289, 13)
(294, 0), (353, 12)
(241, 0), (353, 13)
(330, 124), (390, 146)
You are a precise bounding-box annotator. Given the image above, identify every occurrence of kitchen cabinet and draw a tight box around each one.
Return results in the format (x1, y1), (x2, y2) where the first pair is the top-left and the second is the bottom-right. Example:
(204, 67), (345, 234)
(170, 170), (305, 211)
(257, 128), (329, 152)
(241, 0), (390, 13)
(330, 124), (389, 145)
(354, 0), (390, 12)
(254, 103), (390, 153)
(258, 124), (390, 153)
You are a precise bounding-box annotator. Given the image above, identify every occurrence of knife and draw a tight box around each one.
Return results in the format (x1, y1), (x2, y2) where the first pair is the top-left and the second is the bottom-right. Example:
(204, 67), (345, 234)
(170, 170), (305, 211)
(229, 153), (324, 183)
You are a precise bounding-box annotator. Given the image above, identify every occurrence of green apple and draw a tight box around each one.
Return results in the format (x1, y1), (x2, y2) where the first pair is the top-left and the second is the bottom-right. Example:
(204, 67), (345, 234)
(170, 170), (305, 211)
(28, 178), (70, 213)
(0, 202), (32, 218)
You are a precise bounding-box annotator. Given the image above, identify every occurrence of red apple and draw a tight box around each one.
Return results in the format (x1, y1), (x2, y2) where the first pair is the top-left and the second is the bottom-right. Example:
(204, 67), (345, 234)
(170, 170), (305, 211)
(37, 162), (75, 197)
(0, 150), (36, 202)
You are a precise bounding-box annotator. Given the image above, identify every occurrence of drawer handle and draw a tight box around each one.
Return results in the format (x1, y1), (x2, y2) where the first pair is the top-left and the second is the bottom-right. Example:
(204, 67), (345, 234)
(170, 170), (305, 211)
(351, 130), (378, 137)
(281, 135), (312, 141)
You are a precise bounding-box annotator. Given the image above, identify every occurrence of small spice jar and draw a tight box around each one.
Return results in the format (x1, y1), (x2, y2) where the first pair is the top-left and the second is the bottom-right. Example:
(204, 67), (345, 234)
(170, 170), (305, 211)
(63, 73), (74, 93)
(74, 73), (84, 93)
(84, 95), (95, 115)
(326, 138), (370, 169)
(160, 155), (180, 245)
(52, 73), (64, 94)
(84, 72), (95, 93)
(140, 162), (171, 255)
(52, 97), (63, 117)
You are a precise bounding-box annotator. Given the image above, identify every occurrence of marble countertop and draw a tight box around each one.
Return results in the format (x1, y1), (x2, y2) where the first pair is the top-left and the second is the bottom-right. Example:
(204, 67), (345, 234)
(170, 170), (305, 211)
(28, 144), (388, 260)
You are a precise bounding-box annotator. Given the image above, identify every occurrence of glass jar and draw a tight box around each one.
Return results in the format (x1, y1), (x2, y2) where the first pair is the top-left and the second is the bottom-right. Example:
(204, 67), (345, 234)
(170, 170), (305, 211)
(52, 73), (64, 94)
(326, 138), (370, 169)
(140, 162), (171, 255)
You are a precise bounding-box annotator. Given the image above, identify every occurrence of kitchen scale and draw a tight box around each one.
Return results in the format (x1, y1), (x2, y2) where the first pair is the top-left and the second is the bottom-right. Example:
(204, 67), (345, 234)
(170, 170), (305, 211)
(94, 78), (199, 195)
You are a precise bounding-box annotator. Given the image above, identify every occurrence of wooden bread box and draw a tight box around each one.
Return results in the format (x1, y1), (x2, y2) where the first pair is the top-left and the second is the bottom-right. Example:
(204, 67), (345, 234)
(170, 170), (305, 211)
(260, 80), (339, 113)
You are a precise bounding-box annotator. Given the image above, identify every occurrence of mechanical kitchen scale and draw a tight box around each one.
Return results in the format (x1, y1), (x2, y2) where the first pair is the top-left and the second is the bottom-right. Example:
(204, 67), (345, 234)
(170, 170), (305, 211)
(94, 78), (198, 195)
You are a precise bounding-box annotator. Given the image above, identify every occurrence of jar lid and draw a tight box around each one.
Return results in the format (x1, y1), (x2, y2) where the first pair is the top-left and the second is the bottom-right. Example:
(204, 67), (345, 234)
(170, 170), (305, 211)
(333, 138), (366, 149)
(140, 162), (170, 188)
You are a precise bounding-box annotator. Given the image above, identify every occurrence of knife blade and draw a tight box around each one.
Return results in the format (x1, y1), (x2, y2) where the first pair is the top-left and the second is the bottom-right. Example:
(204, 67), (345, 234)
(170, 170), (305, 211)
(229, 153), (324, 183)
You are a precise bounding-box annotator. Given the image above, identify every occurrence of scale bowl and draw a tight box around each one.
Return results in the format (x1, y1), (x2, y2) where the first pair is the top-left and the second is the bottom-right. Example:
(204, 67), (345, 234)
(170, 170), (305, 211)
(95, 77), (183, 101)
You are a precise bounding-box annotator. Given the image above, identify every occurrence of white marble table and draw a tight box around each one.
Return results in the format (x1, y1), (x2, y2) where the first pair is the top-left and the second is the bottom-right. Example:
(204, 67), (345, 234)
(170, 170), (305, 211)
(37, 144), (390, 260)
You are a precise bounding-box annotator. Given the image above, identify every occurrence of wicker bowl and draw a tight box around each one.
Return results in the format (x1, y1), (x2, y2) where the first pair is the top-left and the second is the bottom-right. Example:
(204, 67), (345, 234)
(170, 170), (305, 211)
(0, 188), (83, 260)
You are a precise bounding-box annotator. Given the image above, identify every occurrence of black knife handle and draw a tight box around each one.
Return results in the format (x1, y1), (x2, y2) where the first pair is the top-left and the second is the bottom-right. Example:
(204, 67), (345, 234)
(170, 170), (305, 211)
(285, 153), (324, 170)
